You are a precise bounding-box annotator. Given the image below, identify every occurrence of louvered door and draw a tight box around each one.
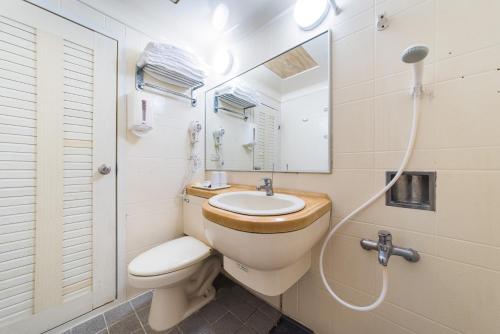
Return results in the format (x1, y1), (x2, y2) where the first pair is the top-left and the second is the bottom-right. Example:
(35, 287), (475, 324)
(0, 1), (117, 333)
(253, 105), (280, 170)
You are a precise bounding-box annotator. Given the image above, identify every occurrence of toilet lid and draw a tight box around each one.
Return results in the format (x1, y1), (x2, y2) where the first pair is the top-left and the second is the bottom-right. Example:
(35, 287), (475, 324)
(128, 236), (211, 276)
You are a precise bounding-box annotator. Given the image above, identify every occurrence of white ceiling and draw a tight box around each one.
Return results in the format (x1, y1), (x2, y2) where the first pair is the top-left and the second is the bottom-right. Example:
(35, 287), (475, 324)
(81, 0), (296, 51)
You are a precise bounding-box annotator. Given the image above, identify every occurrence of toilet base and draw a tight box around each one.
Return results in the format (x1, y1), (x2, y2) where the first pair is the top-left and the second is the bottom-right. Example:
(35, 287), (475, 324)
(149, 285), (216, 331)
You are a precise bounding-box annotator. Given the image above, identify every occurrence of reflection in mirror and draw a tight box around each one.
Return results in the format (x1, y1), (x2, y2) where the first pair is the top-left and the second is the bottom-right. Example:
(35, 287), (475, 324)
(205, 31), (330, 173)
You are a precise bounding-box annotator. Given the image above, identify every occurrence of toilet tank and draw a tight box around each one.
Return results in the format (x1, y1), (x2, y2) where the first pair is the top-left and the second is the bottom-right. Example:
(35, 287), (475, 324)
(183, 195), (209, 244)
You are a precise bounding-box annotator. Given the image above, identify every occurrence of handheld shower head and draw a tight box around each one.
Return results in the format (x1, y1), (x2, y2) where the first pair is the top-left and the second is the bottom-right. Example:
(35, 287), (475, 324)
(402, 45), (429, 96)
(401, 45), (429, 63)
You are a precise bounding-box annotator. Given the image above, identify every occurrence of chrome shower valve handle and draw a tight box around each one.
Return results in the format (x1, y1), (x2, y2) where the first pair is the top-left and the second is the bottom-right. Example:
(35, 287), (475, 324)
(360, 230), (420, 266)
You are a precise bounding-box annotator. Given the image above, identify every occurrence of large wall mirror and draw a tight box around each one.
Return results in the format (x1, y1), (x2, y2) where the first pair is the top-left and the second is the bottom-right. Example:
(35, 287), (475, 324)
(205, 31), (331, 173)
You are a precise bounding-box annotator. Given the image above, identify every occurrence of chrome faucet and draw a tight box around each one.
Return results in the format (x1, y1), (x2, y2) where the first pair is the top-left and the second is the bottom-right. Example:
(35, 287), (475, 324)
(377, 231), (393, 266)
(360, 230), (420, 266)
(257, 177), (274, 196)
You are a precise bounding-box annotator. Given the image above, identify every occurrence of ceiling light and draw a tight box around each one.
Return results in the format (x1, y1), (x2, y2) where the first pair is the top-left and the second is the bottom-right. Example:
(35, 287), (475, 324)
(293, 0), (331, 30)
(213, 49), (233, 75)
(212, 3), (230, 32)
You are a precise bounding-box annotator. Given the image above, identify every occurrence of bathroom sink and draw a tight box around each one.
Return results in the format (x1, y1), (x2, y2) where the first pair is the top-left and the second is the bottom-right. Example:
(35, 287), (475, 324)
(208, 191), (305, 216)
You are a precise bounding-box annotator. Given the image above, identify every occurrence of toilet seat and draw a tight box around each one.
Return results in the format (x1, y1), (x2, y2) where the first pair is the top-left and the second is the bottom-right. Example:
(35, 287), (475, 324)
(128, 236), (211, 277)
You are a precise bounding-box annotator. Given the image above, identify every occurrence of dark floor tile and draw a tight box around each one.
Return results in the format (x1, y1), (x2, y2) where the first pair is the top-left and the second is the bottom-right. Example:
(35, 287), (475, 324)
(258, 303), (281, 323)
(211, 313), (243, 334)
(217, 288), (245, 309)
(230, 302), (256, 322)
(72, 315), (107, 334)
(108, 313), (143, 334)
(244, 292), (266, 309)
(144, 324), (178, 334)
(200, 300), (228, 324)
(247, 310), (277, 334)
(61, 331), (71, 334)
(131, 291), (153, 310)
(178, 312), (210, 334)
(136, 305), (150, 326)
(104, 302), (135, 326)
(235, 325), (258, 334)
(213, 274), (237, 290)
(132, 329), (146, 334)
(271, 316), (313, 334)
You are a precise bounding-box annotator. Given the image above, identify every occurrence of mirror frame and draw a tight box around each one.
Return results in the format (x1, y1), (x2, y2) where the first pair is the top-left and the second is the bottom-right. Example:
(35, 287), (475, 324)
(204, 30), (332, 174)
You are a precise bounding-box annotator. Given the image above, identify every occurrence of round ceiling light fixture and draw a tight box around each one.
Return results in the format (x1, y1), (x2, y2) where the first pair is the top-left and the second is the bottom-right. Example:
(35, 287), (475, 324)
(213, 49), (234, 75)
(212, 3), (230, 32)
(294, 0), (336, 30)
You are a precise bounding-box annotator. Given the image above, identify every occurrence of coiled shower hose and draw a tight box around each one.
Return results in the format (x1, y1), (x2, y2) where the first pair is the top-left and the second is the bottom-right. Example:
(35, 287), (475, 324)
(319, 93), (421, 311)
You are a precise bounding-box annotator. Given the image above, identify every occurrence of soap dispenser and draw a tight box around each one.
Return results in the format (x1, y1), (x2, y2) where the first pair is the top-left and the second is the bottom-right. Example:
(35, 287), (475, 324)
(127, 91), (154, 137)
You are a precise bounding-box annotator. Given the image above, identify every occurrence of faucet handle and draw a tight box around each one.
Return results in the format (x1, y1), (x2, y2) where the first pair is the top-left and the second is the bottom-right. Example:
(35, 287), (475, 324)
(261, 177), (272, 184)
(378, 230), (392, 244)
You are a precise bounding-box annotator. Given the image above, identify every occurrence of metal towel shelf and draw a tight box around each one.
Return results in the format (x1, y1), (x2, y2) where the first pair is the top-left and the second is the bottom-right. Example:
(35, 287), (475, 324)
(135, 66), (204, 107)
(214, 93), (257, 121)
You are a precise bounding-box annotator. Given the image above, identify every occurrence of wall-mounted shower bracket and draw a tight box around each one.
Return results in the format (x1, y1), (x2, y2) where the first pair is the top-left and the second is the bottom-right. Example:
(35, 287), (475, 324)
(360, 230), (420, 266)
(376, 13), (389, 31)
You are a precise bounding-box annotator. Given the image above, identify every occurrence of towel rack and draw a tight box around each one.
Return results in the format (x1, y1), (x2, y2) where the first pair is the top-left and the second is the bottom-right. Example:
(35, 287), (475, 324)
(135, 66), (204, 107)
(214, 93), (257, 121)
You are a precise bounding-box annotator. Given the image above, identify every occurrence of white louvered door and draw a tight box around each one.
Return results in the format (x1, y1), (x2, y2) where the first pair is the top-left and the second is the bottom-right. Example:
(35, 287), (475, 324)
(253, 105), (280, 171)
(0, 1), (117, 333)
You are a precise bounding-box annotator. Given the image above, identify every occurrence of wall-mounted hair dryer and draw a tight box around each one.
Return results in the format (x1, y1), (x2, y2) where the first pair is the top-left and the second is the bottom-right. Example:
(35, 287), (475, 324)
(401, 45), (429, 96)
(189, 121), (202, 144)
(213, 127), (225, 147)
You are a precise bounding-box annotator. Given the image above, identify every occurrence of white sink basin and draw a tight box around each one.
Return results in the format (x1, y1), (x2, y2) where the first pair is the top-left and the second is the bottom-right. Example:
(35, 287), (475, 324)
(208, 191), (305, 216)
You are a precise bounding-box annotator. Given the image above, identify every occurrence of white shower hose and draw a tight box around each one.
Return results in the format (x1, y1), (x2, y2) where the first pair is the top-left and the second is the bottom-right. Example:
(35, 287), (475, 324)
(319, 93), (422, 312)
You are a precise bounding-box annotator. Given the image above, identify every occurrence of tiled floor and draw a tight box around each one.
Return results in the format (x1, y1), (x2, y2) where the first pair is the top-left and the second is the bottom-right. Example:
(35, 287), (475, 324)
(64, 275), (312, 334)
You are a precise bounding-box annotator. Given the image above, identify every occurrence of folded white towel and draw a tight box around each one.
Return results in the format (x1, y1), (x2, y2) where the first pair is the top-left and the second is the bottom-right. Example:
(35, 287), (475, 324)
(216, 83), (260, 106)
(137, 42), (207, 85)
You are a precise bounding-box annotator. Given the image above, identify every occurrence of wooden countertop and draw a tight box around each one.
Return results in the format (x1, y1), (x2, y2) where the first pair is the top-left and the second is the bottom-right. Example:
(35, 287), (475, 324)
(186, 184), (332, 234)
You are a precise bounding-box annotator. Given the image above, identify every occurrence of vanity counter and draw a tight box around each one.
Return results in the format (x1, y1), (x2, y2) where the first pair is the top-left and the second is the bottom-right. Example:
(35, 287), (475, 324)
(186, 184), (332, 233)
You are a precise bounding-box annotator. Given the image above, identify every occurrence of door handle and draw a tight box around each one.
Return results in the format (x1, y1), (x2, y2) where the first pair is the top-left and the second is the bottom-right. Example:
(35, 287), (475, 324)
(98, 164), (112, 175)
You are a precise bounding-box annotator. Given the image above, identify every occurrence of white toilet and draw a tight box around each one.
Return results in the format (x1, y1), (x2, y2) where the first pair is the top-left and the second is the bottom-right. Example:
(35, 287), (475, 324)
(128, 193), (222, 331)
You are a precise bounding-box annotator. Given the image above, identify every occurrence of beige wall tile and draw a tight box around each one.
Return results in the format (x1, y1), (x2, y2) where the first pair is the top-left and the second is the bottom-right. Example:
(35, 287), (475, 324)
(333, 80), (374, 106)
(434, 72), (500, 149)
(436, 237), (500, 272)
(375, 0), (435, 78)
(436, 147), (500, 171)
(332, 27), (374, 89)
(434, 258), (500, 334)
(334, 152), (374, 170)
(327, 234), (381, 294)
(436, 45), (500, 82)
(374, 89), (437, 151)
(334, 99), (374, 153)
(375, 301), (462, 334)
(373, 149), (436, 171)
(385, 254), (439, 319)
(332, 8), (374, 42)
(436, 171), (500, 246)
(436, 0), (500, 59)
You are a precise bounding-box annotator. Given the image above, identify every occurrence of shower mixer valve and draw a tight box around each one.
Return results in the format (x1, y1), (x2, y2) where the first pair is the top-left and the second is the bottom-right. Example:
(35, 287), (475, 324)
(360, 230), (420, 266)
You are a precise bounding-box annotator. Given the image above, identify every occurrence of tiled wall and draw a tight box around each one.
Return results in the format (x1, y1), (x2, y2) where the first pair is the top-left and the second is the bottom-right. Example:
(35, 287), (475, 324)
(224, 0), (500, 333)
(26, 0), (205, 298)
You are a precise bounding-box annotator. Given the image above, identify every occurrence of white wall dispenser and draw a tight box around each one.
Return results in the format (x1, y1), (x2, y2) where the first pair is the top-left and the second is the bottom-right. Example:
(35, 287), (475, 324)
(127, 91), (154, 137)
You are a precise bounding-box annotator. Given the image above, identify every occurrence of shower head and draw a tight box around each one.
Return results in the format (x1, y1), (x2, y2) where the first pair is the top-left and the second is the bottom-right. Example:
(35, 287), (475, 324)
(401, 45), (429, 64)
(402, 45), (429, 96)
